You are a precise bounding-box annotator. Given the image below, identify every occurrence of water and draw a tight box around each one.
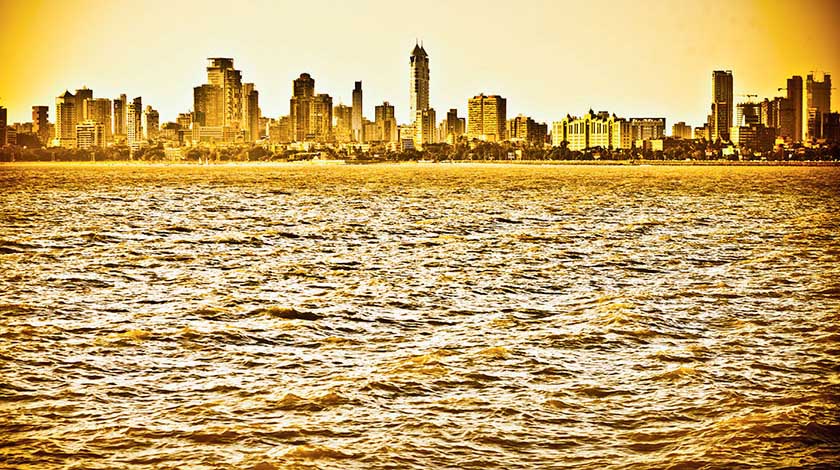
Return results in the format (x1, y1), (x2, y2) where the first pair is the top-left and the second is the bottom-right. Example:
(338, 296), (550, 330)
(1, 163), (838, 469)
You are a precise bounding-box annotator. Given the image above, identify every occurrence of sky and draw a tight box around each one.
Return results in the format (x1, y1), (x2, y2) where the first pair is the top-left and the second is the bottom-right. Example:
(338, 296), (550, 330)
(1, 0), (839, 127)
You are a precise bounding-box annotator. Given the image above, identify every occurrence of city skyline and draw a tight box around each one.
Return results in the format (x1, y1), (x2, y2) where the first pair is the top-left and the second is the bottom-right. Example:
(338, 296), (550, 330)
(1, 0), (839, 127)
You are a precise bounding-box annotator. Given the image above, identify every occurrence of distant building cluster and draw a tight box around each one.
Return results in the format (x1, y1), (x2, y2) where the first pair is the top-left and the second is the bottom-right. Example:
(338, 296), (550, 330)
(0, 42), (836, 158)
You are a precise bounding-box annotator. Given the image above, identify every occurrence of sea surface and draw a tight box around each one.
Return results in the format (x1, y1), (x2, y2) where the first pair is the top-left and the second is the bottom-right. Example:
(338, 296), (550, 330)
(1, 163), (839, 469)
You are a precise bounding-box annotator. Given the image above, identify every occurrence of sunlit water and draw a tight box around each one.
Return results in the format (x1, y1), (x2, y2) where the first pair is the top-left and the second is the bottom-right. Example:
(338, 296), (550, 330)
(1, 163), (839, 469)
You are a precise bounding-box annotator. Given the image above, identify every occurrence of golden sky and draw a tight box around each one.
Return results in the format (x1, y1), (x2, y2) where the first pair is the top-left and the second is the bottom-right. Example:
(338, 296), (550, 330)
(1, 0), (838, 127)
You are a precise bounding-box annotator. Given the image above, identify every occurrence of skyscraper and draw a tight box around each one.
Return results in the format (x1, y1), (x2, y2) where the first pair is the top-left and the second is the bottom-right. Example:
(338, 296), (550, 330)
(75, 120), (104, 149)
(32, 105), (49, 144)
(409, 42), (430, 123)
(444, 108), (465, 143)
(75, 87), (93, 126)
(807, 73), (832, 140)
(334, 104), (353, 143)
(290, 73), (315, 141)
(310, 94), (334, 142)
(194, 84), (224, 127)
(126, 97), (143, 153)
(467, 94), (507, 142)
(241, 83), (260, 142)
(144, 106), (160, 140)
(352, 81), (363, 142)
(375, 101), (397, 143)
(786, 76), (803, 142)
(414, 108), (436, 149)
(710, 70), (733, 142)
(206, 58), (243, 130)
(55, 91), (77, 148)
(0, 106), (6, 147)
(113, 94), (127, 139)
(85, 98), (112, 142)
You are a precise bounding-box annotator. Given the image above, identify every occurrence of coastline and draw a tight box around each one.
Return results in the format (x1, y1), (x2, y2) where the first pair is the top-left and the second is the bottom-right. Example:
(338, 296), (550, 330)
(1, 159), (838, 167)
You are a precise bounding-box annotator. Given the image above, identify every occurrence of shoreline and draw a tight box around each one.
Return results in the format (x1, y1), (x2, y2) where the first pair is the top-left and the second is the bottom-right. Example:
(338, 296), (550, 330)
(1, 159), (838, 167)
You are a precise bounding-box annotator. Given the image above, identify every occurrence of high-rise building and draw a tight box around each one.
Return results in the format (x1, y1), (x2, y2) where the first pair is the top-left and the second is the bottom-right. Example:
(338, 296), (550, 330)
(735, 102), (762, 127)
(311, 94), (334, 142)
(85, 98), (112, 142)
(269, 116), (293, 144)
(807, 73), (832, 140)
(241, 83), (260, 142)
(206, 58), (243, 130)
(409, 42), (430, 123)
(113, 94), (127, 139)
(786, 76), (803, 142)
(710, 70), (733, 141)
(32, 106), (49, 144)
(352, 81), (363, 142)
(414, 108), (436, 149)
(75, 87), (93, 125)
(0, 106), (6, 147)
(194, 84), (224, 127)
(507, 115), (547, 146)
(290, 73), (315, 141)
(75, 120), (105, 149)
(672, 121), (693, 139)
(444, 109), (465, 144)
(289, 73), (333, 142)
(144, 106), (160, 140)
(375, 101), (397, 143)
(467, 94), (507, 142)
(762, 96), (795, 140)
(55, 91), (77, 148)
(334, 104), (353, 143)
(126, 97), (143, 153)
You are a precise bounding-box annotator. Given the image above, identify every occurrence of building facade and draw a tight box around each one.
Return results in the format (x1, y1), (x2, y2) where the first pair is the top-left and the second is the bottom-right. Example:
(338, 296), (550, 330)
(444, 108), (465, 144)
(786, 76), (803, 142)
(145, 106), (160, 140)
(352, 81), (363, 142)
(113, 94), (127, 140)
(55, 91), (77, 148)
(672, 121), (692, 139)
(334, 104), (353, 143)
(75, 120), (105, 149)
(507, 115), (547, 146)
(806, 73), (832, 140)
(409, 43), (429, 123)
(32, 105), (49, 144)
(552, 111), (631, 151)
(126, 97), (143, 153)
(85, 98), (112, 142)
(710, 70), (734, 141)
(467, 94), (506, 142)
(375, 101), (397, 143)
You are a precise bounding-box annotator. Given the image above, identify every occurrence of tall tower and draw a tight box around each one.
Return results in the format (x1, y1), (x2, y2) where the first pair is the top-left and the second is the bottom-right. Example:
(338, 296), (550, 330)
(786, 76), (803, 142)
(241, 82), (260, 142)
(352, 81), (363, 142)
(409, 42), (430, 123)
(32, 106), (50, 144)
(55, 91), (77, 148)
(126, 97), (143, 154)
(710, 70), (733, 142)
(113, 94), (127, 139)
(807, 72), (832, 140)
(290, 73), (316, 141)
(206, 58), (243, 130)
(75, 87), (93, 125)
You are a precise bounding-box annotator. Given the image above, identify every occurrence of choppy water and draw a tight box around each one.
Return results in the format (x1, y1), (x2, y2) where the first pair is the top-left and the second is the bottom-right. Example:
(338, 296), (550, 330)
(1, 163), (839, 469)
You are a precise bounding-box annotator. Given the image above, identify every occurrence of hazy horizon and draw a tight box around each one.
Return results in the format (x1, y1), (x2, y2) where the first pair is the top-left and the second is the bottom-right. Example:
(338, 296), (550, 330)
(1, 0), (838, 127)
